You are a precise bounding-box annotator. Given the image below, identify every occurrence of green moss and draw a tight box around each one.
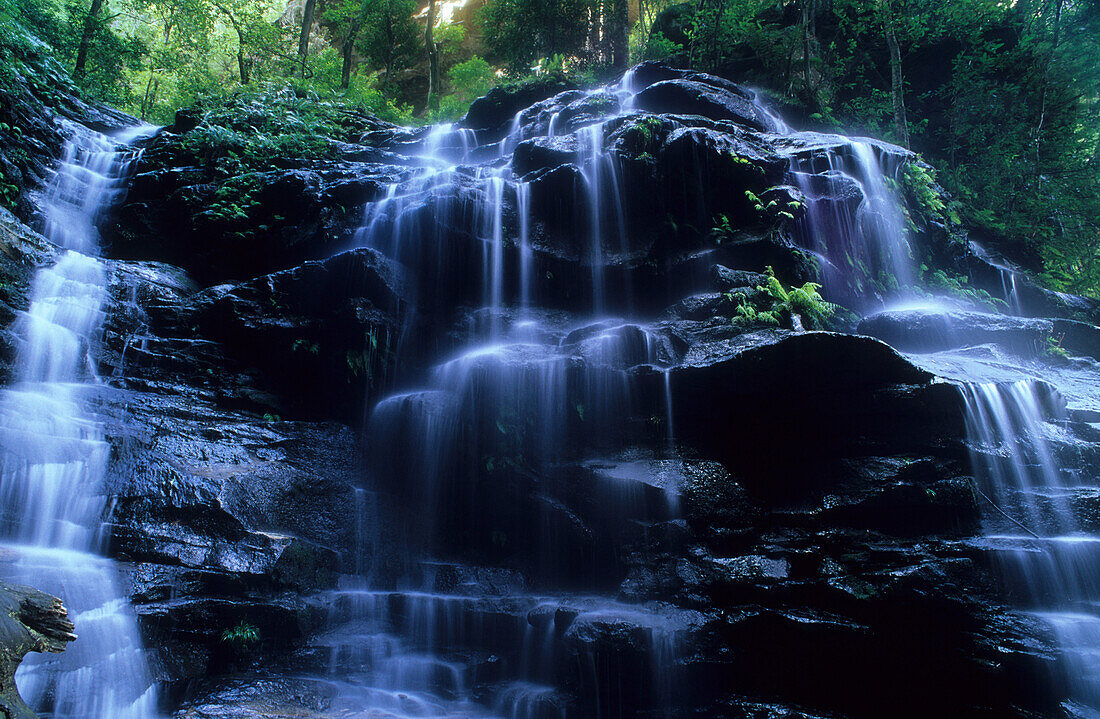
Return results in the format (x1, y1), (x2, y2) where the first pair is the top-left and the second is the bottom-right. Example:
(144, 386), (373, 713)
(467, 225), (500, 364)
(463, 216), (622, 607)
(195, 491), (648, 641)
(175, 86), (381, 175)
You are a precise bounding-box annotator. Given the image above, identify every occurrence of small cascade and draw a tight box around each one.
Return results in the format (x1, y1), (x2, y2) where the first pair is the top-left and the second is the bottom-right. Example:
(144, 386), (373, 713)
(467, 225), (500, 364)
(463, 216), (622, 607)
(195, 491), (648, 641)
(789, 138), (915, 309)
(0, 123), (159, 718)
(962, 381), (1100, 713)
(318, 68), (715, 718)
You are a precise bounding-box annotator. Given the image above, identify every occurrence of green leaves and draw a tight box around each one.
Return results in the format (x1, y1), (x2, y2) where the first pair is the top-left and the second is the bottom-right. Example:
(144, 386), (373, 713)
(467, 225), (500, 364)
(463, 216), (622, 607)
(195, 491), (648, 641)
(730, 266), (837, 331)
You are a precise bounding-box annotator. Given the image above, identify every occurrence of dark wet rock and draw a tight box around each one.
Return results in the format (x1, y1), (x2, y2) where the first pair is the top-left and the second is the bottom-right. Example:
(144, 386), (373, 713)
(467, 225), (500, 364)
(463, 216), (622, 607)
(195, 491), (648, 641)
(513, 135), (579, 177)
(680, 461), (763, 535)
(100, 381), (363, 573)
(675, 330), (930, 389)
(688, 532), (1066, 719)
(0, 208), (54, 381)
(858, 309), (1053, 354)
(463, 78), (580, 134)
(172, 676), (336, 718)
(187, 249), (408, 420)
(964, 244), (1100, 325)
(710, 265), (767, 293)
(634, 79), (773, 131)
(661, 332), (968, 497)
(666, 292), (737, 321)
(0, 583), (76, 719)
(106, 161), (398, 286)
(791, 169), (865, 207)
(658, 125), (786, 209)
(1052, 319), (1100, 360)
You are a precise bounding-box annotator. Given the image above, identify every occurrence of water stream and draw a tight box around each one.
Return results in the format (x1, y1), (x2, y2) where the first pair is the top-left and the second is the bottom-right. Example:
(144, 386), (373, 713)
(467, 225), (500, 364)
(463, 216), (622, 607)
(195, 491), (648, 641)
(0, 123), (159, 718)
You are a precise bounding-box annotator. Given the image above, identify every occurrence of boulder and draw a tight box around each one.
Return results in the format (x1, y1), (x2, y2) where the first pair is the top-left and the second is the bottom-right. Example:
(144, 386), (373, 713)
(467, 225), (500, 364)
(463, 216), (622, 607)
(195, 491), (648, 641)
(634, 79), (774, 131)
(106, 163), (397, 286)
(188, 249), (408, 420)
(462, 78), (580, 134)
(1052, 318), (1100, 360)
(0, 583), (76, 719)
(857, 309), (1053, 354)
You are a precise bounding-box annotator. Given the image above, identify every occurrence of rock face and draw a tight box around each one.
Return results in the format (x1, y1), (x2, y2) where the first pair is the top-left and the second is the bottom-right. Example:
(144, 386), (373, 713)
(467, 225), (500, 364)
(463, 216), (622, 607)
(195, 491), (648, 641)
(858, 309), (1055, 354)
(0, 583), (76, 719)
(3, 48), (1097, 719)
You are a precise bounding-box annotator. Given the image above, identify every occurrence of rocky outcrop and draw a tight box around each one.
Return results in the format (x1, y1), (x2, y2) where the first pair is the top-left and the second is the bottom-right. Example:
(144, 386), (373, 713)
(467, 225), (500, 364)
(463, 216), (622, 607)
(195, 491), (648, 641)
(858, 309), (1055, 354)
(634, 78), (776, 131)
(0, 583), (76, 719)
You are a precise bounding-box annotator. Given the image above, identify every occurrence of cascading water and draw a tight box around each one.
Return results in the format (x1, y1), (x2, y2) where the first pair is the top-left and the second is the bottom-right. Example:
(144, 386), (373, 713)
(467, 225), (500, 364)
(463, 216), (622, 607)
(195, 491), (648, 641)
(963, 381), (1100, 715)
(299, 71), (702, 719)
(0, 123), (159, 718)
(787, 137), (915, 309)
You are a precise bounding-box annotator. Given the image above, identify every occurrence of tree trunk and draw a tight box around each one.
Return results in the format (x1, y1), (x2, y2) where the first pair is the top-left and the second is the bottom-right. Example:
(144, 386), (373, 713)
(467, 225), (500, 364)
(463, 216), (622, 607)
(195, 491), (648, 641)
(342, 22), (361, 89)
(882, 1), (909, 148)
(425, 0), (440, 111)
(237, 41), (250, 84)
(610, 0), (629, 71)
(74, 0), (106, 81)
(712, 0), (727, 70)
(298, 0), (317, 77)
(213, 3), (250, 84)
(801, 0), (814, 104)
(1034, 0), (1065, 173)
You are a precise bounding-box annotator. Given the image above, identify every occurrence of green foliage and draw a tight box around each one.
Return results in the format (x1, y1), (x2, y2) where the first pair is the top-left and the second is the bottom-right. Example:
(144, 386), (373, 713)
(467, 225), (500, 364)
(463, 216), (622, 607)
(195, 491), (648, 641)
(675, 0), (1100, 298)
(729, 266), (837, 330)
(0, 173), (19, 211)
(919, 265), (1006, 312)
(479, 0), (596, 75)
(175, 86), (394, 173)
(744, 188), (797, 223)
(1044, 333), (1069, 360)
(900, 159), (961, 226)
(432, 56), (496, 122)
(220, 621), (260, 648)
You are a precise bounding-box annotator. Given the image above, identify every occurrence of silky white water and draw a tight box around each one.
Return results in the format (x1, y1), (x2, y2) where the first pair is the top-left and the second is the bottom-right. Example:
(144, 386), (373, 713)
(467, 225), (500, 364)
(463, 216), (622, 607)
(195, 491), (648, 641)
(0, 123), (159, 718)
(964, 381), (1100, 714)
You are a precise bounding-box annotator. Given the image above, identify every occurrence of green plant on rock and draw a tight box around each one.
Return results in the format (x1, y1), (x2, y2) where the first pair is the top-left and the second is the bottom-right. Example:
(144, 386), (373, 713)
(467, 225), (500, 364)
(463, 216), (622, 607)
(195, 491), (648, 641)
(919, 265), (1006, 312)
(0, 178), (18, 210)
(730, 154), (765, 178)
(220, 622), (260, 650)
(707, 213), (734, 245)
(901, 160), (960, 226)
(1045, 333), (1069, 359)
(730, 266), (837, 330)
(625, 115), (664, 159)
(204, 172), (264, 224)
(745, 188), (797, 223)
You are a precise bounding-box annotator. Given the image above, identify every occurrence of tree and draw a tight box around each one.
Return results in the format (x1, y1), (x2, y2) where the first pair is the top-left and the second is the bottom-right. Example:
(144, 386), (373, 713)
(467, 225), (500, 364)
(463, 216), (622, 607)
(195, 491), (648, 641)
(298, 0), (316, 75)
(480, 0), (594, 74)
(74, 0), (107, 80)
(356, 0), (418, 76)
(878, 0), (909, 147)
(425, 0), (440, 109)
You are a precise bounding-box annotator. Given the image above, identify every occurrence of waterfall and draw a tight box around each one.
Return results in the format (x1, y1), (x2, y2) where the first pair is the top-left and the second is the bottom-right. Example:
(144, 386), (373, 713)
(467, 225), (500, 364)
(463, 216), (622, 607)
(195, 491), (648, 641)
(299, 70), (702, 719)
(0, 123), (159, 718)
(962, 381), (1100, 713)
(790, 138), (915, 309)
